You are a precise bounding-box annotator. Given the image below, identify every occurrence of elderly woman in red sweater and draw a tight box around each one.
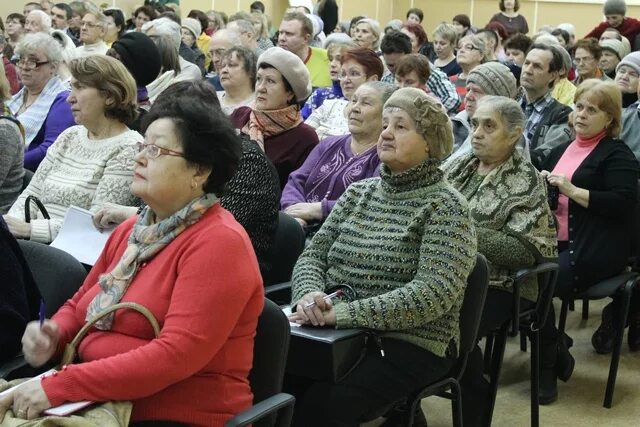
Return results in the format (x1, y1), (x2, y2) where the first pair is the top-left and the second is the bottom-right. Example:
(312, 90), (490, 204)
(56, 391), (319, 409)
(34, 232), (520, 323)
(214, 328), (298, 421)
(0, 82), (264, 426)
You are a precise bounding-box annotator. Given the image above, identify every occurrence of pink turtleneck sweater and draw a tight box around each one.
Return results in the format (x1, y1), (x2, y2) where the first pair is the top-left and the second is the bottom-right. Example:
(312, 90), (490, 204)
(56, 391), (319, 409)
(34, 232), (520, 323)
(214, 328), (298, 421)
(551, 129), (607, 241)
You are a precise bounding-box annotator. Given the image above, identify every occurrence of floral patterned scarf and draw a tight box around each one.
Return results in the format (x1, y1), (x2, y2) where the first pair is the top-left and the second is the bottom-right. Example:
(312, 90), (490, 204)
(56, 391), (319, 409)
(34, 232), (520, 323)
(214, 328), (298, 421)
(85, 193), (219, 330)
(241, 104), (302, 150)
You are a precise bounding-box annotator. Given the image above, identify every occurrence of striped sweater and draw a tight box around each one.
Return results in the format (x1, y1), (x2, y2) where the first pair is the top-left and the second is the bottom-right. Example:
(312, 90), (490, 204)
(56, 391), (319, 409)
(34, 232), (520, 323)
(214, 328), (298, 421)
(291, 159), (477, 358)
(7, 125), (140, 243)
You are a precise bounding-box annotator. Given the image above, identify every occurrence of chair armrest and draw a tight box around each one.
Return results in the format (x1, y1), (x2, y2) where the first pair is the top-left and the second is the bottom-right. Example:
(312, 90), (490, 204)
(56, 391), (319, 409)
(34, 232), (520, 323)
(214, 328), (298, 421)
(224, 393), (296, 427)
(0, 353), (27, 379)
(265, 282), (292, 305)
(510, 262), (559, 336)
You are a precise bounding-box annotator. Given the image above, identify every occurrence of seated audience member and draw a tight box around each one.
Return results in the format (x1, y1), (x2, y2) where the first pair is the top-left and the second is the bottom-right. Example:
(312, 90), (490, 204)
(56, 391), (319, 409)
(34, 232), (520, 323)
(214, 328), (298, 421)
(557, 23), (576, 49)
(281, 82), (394, 229)
(5, 13), (26, 54)
(444, 96), (557, 422)
(50, 3), (80, 47)
(132, 5), (156, 32)
(108, 32), (162, 127)
(231, 47), (318, 189)
(616, 52), (640, 108)
(433, 23), (462, 77)
(67, 1), (86, 40)
(504, 33), (532, 84)
(384, 19), (403, 35)
(24, 10), (51, 35)
(451, 34), (487, 110)
(394, 53), (432, 93)
(207, 29), (243, 91)
(301, 38), (355, 119)
(489, 0), (529, 37)
(8, 33), (75, 171)
(5, 80), (264, 427)
(619, 57), (640, 160)
(0, 217), (40, 364)
(447, 62), (518, 162)
(573, 38), (610, 84)
(181, 17), (206, 75)
(188, 9), (212, 69)
(482, 23), (509, 62)
(50, 28), (78, 83)
(217, 47), (257, 115)
(75, 4), (109, 57)
(352, 18), (381, 52)
(334, 20), (350, 34)
(103, 8), (126, 47)
(549, 42), (577, 107)
(317, 0), (338, 34)
(0, 36), (20, 94)
(251, 11), (274, 52)
(4, 56), (140, 243)
(452, 14), (476, 39)
(585, 0), (640, 51)
(406, 7), (424, 25)
(306, 47), (382, 140)
(539, 80), (639, 402)
(401, 22), (434, 60)
(288, 88), (476, 427)
(0, 67), (23, 214)
(228, 18), (263, 56)
(552, 28), (571, 49)
(519, 42), (573, 167)
(600, 38), (629, 79)
(143, 18), (202, 97)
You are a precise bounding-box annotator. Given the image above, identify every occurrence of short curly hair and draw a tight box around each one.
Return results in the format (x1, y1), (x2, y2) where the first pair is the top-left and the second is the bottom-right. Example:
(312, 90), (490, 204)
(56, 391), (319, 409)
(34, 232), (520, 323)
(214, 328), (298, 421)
(68, 55), (138, 124)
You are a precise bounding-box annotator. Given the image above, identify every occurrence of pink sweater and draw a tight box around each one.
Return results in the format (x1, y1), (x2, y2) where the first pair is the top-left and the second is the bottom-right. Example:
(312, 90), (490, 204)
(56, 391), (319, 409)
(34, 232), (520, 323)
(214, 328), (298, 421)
(42, 205), (264, 426)
(551, 130), (606, 241)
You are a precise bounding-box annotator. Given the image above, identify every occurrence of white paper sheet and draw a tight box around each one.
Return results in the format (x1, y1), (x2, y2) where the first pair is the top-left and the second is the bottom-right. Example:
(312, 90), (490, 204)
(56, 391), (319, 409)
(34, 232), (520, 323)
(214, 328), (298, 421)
(50, 206), (113, 265)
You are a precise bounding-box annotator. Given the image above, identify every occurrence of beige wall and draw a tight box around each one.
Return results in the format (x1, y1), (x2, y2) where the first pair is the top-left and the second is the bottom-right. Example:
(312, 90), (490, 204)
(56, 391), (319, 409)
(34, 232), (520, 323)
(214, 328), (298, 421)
(2, 0), (640, 42)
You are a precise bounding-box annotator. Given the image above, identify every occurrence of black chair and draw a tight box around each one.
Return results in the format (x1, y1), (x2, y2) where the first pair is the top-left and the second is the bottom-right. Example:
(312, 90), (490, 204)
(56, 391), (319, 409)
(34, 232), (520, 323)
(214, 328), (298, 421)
(225, 298), (296, 427)
(483, 262), (559, 427)
(0, 240), (87, 379)
(264, 213), (306, 304)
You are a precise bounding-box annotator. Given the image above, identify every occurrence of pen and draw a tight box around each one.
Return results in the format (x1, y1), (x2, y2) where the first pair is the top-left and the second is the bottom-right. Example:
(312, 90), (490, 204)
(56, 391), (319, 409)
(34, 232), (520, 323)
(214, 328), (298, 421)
(304, 290), (343, 309)
(39, 299), (45, 329)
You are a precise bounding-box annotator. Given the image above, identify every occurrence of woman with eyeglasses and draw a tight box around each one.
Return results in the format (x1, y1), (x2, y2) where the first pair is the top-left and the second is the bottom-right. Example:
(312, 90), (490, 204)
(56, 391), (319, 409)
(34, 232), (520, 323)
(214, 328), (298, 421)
(3, 55), (140, 244)
(7, 33), (75, 171)
(573, 38), (610, 85)
(305, 47), (383, 141)
(451, 34), (488, 111)
(8, 76), (264, 427)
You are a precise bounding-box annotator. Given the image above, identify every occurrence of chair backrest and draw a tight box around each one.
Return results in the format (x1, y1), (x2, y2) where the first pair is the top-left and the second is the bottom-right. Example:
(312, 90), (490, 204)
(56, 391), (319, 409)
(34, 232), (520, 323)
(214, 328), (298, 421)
(249, 298), (291, 425)
(265, 212), (306, 286)
(629, 180), (640, 258)
(459, 253), (490, 355)
(17, 240), (88, 317)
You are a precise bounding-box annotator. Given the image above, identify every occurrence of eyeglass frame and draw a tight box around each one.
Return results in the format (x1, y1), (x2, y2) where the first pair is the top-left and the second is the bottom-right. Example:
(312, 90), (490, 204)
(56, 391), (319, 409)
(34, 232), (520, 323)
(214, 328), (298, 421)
(136, 142), (185, 159)
(16, 58), (51, 70)
(458, 43), (480, 52)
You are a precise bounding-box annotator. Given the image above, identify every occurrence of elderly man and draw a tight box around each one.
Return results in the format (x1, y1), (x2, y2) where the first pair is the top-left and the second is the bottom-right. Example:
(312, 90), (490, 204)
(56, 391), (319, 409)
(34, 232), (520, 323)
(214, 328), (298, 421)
(206, 28), (243, 91)
(51, 2), (80, 46)
(75, 4), (109, 57)
(25, 10), (51, 34)
(278, 11), (331, 88)
(227, 18), (264, 56)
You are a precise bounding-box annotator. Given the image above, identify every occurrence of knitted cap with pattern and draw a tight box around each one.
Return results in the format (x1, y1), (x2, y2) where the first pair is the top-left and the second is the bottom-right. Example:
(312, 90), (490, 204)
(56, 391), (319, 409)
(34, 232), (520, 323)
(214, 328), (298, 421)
(604, 0), (627, 15)
(467, 62), (518, 99)
(600, 38), (629, 60)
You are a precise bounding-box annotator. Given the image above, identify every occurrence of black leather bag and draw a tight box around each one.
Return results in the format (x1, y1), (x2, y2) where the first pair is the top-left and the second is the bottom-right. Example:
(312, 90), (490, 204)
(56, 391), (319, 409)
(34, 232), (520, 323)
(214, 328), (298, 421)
(24, 195), (50, 223)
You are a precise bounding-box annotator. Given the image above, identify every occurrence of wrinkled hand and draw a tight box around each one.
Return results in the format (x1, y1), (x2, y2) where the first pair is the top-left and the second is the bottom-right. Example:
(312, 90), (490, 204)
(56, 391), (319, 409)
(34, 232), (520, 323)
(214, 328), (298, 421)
(0, 379), (52, 421)
(22, 320), (60, 368)
(289, 292), (335, 327)
(545, 173), (575, 198)
(284, 203), (322, 222)
(93, 203), (138, 230)
(2, 215), (31, 239)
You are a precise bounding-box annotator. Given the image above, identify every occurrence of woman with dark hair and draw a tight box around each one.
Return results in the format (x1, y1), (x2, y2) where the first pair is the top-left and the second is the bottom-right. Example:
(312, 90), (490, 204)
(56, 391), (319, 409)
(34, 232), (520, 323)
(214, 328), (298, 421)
(132, 5), (156, 32)
(4, 55), (140, 243)
(452, 14), (475, 40)
(483, 21), (509, 62)
(401, 22), (434, 60)
(306, 47), (383, 140)
(6, 78), (264, 427)
(103, 8), (126, 47)
(489, 0), (529, 37)
(5, 13), (25, 56)
(406, 7), (424, 25)
(231, 47), (318, 188)
(573, 38), (609, 84)
(218, 46), (257, 115)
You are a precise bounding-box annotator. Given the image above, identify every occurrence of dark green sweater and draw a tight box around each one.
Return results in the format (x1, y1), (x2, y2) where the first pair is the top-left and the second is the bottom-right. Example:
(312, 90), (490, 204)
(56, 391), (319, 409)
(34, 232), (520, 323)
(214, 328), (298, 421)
(291, 159), (477, 358)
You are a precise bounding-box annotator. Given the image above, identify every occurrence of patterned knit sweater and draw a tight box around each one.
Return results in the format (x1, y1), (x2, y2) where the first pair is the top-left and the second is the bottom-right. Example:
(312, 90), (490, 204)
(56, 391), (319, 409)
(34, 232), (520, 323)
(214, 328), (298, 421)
(291, 159), (477, 358)
(7, 126), (140, 243)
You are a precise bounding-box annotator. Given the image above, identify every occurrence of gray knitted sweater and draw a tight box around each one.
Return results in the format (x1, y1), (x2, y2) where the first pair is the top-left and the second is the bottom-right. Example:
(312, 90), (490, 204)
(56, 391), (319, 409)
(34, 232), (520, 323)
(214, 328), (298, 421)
(0, 119), (24, 214)
(291, 159), (477, 358)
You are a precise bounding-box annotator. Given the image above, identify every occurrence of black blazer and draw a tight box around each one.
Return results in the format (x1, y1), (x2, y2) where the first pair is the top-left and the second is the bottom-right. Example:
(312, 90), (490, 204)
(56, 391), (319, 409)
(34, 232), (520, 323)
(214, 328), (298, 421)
(541, 137), (640, 289)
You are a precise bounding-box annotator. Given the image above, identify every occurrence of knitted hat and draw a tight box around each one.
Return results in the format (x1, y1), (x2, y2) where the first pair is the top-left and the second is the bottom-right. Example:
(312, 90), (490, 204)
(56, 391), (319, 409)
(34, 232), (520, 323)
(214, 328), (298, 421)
(616, 51), (640, 75)
(467, 62), (517, 99)
(603, 0), (626, 15)
(600, 38), (629, 60)
(383, 87), (454, 160)
(257, 47), (312, 102)
(112, 32), (162, 87)
(181, 17), (202, 38)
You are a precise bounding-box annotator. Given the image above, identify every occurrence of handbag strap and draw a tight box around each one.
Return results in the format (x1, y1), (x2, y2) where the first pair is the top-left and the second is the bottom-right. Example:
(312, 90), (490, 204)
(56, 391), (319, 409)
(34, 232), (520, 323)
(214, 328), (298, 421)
(60, 302), (160, 367)
(24, 195), (50, 223)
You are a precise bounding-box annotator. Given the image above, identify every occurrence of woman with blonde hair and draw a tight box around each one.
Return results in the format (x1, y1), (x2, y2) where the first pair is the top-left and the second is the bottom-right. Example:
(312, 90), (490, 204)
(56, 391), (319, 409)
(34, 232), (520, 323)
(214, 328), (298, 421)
(433, 23), (462, 76)
(250, 11), (274, 52)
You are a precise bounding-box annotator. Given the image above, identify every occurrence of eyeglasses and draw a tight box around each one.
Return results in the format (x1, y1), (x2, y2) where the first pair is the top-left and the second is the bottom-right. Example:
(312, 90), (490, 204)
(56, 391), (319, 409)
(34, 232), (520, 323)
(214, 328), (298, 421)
(16, 58), (50, 70)
(81, 21), (100, 29)
(459, 43), (479, 52)
(339, 70), (365, 80)
(137, 142), (184, 158)
(574, 56), (595, 64)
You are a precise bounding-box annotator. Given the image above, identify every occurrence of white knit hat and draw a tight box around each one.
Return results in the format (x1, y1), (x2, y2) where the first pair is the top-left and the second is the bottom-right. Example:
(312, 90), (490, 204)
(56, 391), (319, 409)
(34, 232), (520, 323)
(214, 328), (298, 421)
(181, 17), (201, 38)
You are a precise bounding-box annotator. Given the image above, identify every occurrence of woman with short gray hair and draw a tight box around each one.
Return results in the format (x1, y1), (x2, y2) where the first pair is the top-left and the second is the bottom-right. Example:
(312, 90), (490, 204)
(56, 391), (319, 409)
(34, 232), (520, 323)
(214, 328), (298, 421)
(7, 33), (75, 171)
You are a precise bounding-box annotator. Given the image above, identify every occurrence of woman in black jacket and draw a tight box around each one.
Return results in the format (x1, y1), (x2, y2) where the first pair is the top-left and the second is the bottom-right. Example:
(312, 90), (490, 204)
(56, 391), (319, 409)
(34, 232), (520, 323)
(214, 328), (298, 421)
(0, 216), (41, 364)
(540, 80), (639, 404)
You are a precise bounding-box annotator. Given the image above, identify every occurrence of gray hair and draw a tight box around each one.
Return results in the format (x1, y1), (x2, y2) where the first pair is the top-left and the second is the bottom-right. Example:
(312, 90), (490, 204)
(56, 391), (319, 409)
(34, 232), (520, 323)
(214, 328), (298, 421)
(16, 32), (63, 64)
(28, 10), (51, 33)
(209, 29), (243, 49)
(476, 96), (524, 139)
(142, 17), (181, 51)
(356, 18), (381, 49)
(557, 23), (576, 37)
(82, 1), (109, 28)
(360, 81), (396, 104)
(323, 32), (353, 49)
(229, 19), (256, 37)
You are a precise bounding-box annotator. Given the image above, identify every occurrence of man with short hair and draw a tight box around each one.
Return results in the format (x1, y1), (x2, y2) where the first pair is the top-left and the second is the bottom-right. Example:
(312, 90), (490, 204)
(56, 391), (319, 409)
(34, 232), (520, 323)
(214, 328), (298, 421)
(250, 1), (265, 14)
(23, 2), (42, 16)
(24, 10), (51, 34)
(380, 30), (460, 114)
(519, 43), (573, 167)
(51, 3), (80, 46)
(207, 29), (243, 91)
(585, 0), (640, 50)
(278, 11), (331, 88)
(227, 19), (263, 56)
